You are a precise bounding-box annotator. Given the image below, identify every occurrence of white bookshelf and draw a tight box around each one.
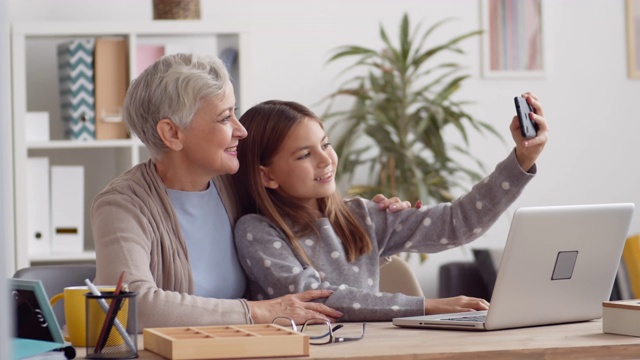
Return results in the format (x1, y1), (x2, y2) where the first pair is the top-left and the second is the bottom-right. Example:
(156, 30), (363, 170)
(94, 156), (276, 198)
(10, 22), (251, 271)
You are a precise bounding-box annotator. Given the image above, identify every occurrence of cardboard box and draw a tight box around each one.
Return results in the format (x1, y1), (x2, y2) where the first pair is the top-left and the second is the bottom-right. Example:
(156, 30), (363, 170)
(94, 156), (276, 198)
(603, 300), (640, 337)
(94, 37), (129, 140)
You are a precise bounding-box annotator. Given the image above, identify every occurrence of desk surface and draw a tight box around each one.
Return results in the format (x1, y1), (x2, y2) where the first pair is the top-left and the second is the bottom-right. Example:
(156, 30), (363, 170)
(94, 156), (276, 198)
(77, 319), (640, 360)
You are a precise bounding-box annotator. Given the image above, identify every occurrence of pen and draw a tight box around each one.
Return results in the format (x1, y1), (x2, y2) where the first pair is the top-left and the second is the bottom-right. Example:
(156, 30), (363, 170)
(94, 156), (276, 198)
(84, 277), (136, 353)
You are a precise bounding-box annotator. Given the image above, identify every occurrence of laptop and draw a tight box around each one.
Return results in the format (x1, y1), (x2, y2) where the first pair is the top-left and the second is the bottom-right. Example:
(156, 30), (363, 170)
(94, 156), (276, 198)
(393, 203), (635, 331)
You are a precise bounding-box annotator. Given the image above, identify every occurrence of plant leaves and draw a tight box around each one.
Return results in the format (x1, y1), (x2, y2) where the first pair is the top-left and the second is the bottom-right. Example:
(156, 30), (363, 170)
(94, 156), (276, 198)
(321, 13), (503, 262)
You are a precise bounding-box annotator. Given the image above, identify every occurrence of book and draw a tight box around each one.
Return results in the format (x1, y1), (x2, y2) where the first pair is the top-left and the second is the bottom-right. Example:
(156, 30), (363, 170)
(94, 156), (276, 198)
(12, 339), (66, 360)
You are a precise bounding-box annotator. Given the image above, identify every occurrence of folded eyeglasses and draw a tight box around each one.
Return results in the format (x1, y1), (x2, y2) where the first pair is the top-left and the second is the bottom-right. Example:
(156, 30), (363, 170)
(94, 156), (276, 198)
(271, 316), (366, 345)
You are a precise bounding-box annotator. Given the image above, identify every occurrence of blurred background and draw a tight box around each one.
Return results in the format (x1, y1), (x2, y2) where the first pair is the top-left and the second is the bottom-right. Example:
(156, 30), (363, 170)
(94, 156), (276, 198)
(3, 0), (640, 298)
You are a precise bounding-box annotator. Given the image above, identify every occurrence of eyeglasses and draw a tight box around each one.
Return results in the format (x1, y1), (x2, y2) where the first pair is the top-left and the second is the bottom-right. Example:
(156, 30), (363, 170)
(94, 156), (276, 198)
(271, 317), (366, 345)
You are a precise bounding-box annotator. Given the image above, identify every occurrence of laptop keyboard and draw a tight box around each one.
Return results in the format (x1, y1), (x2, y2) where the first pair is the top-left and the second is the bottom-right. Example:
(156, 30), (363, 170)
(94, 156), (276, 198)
(441, 315), (486, 322)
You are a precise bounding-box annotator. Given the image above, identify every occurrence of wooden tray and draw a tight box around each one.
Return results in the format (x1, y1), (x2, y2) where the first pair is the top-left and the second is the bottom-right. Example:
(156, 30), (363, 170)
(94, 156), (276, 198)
(143, 324), (309, 359)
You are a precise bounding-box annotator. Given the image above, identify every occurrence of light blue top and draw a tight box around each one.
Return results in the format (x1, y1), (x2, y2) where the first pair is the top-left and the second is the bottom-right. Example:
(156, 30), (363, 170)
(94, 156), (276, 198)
(168, 181), (246, 299)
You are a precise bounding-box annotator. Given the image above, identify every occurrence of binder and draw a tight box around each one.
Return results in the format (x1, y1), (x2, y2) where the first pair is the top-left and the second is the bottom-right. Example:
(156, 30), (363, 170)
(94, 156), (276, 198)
(57, 38), (96, 140)
(26, 157), (51, 256)
(50, 166), (84, 253)
(94, 38), (129, 140)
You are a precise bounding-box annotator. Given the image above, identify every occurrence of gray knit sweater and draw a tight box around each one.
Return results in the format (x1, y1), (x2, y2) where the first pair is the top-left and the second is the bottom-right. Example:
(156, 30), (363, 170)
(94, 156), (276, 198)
(234, 151), (535, 321)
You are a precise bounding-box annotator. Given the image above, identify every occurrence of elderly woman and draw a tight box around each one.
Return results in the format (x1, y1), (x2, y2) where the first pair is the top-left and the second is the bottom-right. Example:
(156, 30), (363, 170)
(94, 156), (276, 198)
(91, 53), (407, 329)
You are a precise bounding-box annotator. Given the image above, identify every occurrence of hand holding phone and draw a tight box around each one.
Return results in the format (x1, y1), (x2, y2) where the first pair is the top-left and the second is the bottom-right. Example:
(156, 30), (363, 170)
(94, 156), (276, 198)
(514, 96), (538, 139)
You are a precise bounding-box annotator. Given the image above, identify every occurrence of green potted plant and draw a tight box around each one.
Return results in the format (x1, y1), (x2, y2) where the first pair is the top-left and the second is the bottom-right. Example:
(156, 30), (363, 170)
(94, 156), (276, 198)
(323, 13), (503, 209)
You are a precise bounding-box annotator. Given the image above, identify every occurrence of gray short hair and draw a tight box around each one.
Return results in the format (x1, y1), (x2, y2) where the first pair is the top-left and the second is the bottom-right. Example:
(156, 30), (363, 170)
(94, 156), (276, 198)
(123, 53), (230, 159)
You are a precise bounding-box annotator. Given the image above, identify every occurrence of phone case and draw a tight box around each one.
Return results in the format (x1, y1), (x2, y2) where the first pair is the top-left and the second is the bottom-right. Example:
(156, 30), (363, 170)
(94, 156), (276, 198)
(514, 96), (538, 139)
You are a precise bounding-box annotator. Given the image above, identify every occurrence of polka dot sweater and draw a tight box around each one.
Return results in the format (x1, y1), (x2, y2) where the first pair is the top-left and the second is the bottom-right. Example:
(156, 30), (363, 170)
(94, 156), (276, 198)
(234, 150), (535, 321)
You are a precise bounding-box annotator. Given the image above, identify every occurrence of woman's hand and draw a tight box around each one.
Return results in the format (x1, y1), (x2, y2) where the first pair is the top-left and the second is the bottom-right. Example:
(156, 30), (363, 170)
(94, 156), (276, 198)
(372, 194), (423, 213)
(424, 296), (490, 315)
(511, 92), (549, 172)
(247, 289), (343, 324)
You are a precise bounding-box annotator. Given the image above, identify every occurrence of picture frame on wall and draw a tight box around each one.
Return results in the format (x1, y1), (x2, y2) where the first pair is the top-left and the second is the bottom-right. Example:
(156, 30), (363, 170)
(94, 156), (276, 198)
(627, 0), (640, 79)
(481, 0), (545, 78)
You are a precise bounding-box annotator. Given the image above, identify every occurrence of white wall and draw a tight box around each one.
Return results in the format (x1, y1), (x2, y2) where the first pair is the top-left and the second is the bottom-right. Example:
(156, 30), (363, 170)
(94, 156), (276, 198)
(7, 0), (640, 298)
(2, 0), (13, 356)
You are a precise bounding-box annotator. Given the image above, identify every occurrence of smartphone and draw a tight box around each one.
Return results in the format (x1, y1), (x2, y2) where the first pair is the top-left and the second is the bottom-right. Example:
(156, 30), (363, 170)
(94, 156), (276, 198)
(514, 96), (538, 139)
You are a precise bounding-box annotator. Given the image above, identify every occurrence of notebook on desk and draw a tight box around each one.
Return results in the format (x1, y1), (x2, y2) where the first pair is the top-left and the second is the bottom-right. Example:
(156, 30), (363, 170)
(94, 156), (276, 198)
(393, 203), (635, 331)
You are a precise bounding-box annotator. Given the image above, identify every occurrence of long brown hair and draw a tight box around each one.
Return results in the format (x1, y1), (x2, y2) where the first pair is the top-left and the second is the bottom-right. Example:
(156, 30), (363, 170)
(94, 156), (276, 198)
(232, 100), (372, 263)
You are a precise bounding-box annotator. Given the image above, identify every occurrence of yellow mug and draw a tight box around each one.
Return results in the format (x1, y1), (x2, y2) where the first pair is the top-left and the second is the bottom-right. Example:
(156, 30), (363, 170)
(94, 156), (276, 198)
(49, 285), (115, 347)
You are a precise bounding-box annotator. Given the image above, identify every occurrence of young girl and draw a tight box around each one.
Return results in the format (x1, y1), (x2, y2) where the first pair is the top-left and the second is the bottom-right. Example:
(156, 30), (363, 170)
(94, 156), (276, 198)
(232, 97), (547, 321)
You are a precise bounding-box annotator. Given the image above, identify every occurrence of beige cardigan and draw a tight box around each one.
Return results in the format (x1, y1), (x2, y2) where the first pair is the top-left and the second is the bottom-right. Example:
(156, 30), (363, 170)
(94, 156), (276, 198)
(91, 160), (252, 329)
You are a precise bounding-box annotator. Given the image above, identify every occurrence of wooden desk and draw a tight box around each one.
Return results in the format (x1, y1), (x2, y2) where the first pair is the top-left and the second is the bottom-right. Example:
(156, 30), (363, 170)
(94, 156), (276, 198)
(77, 320), (640, 360)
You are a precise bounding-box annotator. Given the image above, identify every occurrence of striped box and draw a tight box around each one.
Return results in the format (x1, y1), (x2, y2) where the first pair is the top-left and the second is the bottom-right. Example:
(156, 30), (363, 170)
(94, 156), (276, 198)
(57, 38), (96, 140)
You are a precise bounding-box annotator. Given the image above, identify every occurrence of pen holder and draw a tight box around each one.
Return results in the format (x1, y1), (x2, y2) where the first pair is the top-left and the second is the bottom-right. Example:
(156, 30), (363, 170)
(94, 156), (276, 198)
(85, 291), (138, 359)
